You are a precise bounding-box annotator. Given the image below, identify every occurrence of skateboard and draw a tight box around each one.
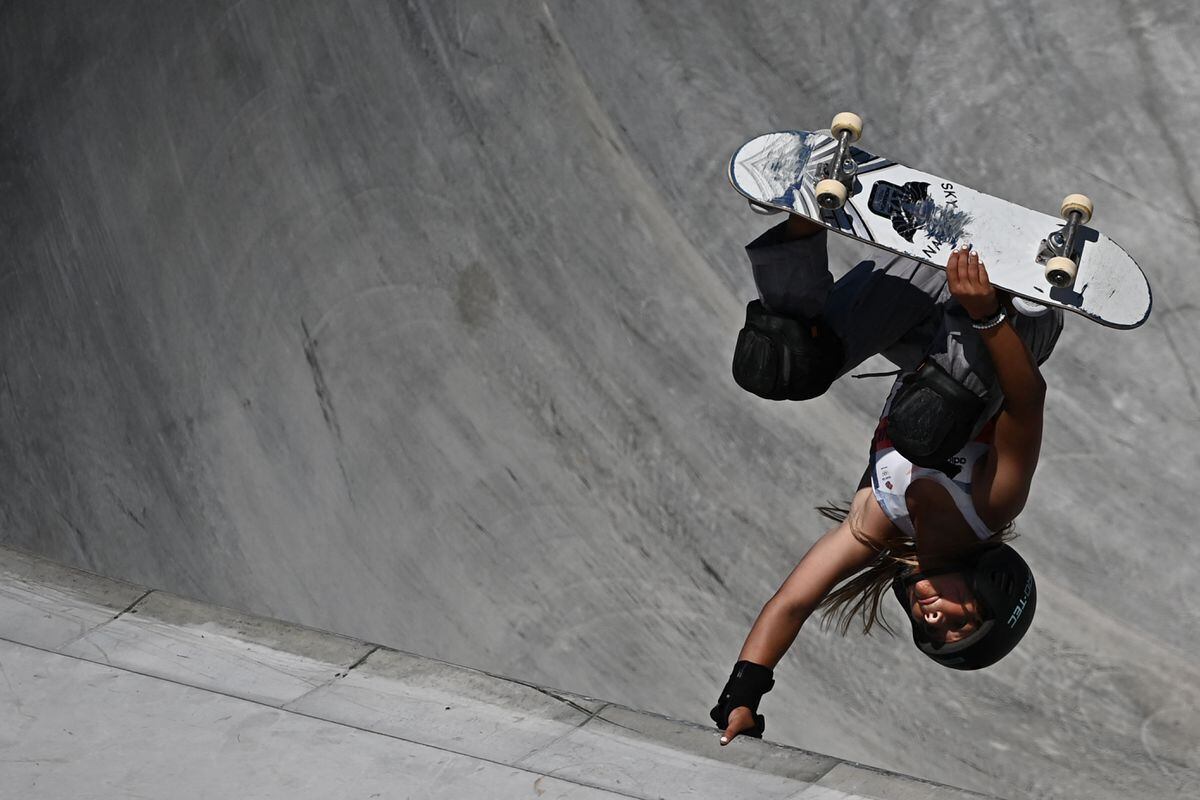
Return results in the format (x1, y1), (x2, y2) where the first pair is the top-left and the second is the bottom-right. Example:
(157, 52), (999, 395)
(728, 113), (1151, 329)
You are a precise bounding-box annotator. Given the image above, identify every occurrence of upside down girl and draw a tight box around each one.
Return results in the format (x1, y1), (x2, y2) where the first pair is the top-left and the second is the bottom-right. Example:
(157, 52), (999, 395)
(712, 215), (1060, 744)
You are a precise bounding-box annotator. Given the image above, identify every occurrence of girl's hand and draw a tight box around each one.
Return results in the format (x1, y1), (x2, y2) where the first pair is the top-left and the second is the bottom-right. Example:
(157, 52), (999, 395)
(720, 706), (762, 745)
(947, 247), (1000, 321)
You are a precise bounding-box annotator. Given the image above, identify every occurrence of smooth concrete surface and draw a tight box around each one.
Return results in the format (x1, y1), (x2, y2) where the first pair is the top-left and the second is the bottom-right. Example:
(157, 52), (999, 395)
(2, 2), (1199, 797)
(0, 545), (989, 800)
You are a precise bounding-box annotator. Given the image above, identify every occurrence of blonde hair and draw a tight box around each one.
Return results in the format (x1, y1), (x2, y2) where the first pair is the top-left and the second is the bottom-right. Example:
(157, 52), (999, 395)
(813, 501), (1014, 637)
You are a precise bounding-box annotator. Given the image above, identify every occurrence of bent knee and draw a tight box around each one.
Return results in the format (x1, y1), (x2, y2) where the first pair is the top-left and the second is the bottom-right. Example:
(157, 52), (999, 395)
(888, 360), (987, 468)
(732, 300), (844, 401)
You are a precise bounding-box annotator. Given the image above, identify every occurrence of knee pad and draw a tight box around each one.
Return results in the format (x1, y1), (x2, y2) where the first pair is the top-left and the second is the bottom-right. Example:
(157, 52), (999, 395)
(731, 300), (844, 401)
(888, 359), (987, 468)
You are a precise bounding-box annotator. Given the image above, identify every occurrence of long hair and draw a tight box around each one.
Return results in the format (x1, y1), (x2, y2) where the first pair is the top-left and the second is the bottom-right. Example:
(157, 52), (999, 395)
(813, 501), (1015, 636)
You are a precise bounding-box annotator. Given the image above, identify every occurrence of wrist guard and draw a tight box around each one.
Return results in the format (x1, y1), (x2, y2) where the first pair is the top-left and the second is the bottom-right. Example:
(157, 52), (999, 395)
(709, 660), (775, 738)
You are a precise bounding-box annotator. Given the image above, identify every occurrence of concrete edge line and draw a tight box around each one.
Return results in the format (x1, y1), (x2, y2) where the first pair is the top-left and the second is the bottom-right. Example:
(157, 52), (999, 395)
(0, 543), (996, 800)
(0, 633), (655, 800)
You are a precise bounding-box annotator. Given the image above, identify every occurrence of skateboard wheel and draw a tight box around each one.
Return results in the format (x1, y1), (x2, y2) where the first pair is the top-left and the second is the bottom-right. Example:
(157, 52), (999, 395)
(748, 200), (782, 215)
(816, 178), (848, 210)
(830, 112), (863, 142)
(1045, 256), (1078, 288)
(1059, 193), (1093, 224)
(1012, 296), (1052, 317)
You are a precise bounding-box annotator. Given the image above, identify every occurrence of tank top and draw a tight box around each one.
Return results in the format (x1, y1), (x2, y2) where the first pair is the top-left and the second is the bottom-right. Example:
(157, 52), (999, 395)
(870, 387), (995, 541)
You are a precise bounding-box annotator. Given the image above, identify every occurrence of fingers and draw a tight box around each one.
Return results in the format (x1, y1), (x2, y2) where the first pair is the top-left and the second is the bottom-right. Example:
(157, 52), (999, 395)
(945, 245), (1000, 319)
(946, 244), (978, 273)
(946, 246), (970, 289)
(719, 706), (756, 746)
(967, 249), (989, 287)
(946, 246), (991, 286)
(974, 252), (992, 288)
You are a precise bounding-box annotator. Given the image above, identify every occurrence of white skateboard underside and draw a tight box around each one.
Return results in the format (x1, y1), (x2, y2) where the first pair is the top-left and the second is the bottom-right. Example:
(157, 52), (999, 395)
(729, 131), (1151, 329)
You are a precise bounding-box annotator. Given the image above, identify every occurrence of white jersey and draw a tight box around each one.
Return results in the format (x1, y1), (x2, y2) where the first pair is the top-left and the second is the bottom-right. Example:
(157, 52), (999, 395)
(869, 389), (995, 541)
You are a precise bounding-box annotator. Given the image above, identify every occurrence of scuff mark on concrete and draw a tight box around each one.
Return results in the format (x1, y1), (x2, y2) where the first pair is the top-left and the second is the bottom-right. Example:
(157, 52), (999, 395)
(301, 319), (342, 443)
(301, 319), (355, 504)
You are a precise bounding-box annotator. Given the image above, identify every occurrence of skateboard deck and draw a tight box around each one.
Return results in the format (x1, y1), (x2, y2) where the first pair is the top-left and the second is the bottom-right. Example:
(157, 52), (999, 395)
(729, 130), (1151, 329)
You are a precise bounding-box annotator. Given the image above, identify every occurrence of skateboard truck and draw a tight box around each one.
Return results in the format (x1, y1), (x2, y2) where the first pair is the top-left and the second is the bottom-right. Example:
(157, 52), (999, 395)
(815, 112), (863, 210)
(1037, 194), (1094, 288)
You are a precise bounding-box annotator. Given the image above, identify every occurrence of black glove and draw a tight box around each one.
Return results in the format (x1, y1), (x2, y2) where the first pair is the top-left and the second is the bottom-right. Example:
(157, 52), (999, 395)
(710, 660), (774, 738)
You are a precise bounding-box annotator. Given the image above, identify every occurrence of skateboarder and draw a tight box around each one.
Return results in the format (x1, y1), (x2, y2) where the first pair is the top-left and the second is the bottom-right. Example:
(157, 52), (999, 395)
(711, 214), (1061, 744)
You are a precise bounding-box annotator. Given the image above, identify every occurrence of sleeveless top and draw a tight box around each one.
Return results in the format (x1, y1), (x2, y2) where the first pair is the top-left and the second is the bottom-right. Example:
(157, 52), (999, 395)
(870, 387), (996, 541)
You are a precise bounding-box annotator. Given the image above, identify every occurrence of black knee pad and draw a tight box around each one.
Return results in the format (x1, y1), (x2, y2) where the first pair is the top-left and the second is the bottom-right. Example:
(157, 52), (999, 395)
(888, 360), (987, 469)
(731, 300), (844, 401)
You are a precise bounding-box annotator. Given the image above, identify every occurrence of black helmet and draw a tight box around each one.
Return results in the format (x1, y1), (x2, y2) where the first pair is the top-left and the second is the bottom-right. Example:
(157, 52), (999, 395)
(891, 543), (1036, 670)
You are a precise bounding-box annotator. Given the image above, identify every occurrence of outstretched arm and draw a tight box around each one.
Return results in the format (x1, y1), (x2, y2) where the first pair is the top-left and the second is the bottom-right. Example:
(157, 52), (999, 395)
(946, 248), (1046, 522)
(719, 487), (894, 744)
(737, 487), (888, 666)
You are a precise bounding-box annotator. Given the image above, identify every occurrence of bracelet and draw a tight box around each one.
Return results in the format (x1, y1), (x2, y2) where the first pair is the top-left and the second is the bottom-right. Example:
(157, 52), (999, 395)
(971, 307), (1007, 330)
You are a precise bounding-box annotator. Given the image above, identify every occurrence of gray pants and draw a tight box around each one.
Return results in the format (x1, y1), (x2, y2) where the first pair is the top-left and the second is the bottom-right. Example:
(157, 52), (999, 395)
(746, 222), (1063, 424)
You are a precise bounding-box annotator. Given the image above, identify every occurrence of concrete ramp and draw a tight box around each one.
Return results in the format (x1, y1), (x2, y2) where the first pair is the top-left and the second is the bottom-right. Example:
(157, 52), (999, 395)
(1, 546), (989, 799)
(3, 2), (1200, 798)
